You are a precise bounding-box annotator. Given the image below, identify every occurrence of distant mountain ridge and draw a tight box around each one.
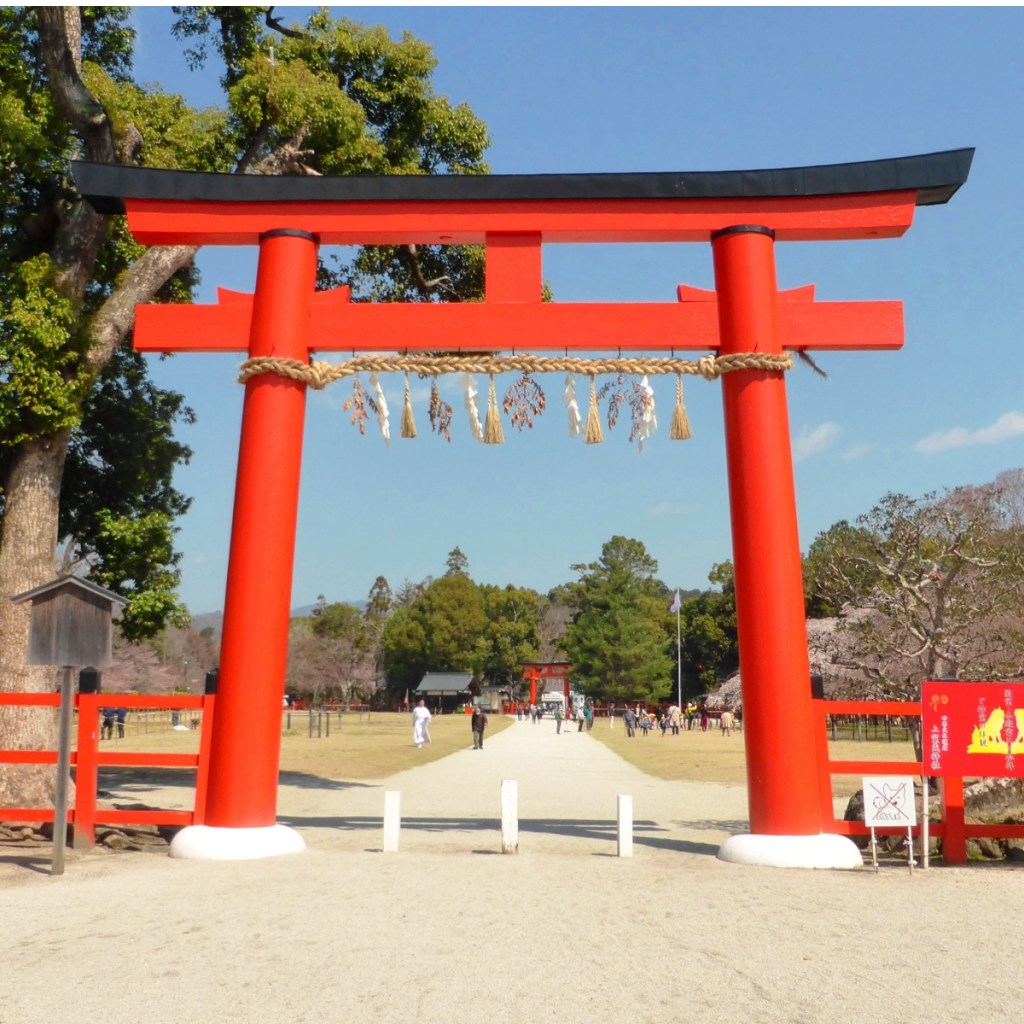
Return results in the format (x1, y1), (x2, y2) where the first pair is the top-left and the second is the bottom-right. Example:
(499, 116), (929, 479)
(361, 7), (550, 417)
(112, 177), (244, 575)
(191, 601), (366, 640)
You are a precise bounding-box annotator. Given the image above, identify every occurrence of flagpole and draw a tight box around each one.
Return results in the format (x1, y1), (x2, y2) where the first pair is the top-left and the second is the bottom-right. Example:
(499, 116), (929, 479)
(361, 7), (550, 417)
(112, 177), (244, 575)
(670, 590), (682, 709)
(676, 604), (682, 709)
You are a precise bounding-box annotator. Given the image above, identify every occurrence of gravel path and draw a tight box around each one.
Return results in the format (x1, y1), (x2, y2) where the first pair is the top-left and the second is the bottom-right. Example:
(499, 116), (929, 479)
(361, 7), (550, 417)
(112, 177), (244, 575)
(0, 719), (1017, 1023)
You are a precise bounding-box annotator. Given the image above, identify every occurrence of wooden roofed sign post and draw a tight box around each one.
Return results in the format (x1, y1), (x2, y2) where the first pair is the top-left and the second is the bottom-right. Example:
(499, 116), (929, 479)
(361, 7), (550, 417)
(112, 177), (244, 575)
(9, 577), (128, 875)
(74, 149), (973, 866)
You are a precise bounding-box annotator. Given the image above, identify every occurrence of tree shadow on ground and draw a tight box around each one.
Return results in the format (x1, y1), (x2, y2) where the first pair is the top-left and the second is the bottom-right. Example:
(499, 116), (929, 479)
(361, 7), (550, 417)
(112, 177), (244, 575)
(277, 814), (722, 857)
(279, 771), (376, 792)
(669, 819), (749, 833)
(91, 766), (375, 798)
(94, 766), (197, 795)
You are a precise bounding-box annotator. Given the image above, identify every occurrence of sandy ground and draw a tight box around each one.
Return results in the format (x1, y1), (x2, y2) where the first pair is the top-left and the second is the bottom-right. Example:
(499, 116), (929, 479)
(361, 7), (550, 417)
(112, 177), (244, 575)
(0, 719), (1020, 1024)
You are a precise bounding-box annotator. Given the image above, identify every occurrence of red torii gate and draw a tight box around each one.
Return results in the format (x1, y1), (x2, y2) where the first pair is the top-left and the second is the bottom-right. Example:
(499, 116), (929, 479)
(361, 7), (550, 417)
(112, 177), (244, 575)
(75, 149), (971, 866)
(522, 662), (572, 707)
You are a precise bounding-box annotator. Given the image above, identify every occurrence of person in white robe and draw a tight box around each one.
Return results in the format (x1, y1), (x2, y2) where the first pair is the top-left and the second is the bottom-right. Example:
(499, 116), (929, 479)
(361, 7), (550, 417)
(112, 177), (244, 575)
(412, 699), (432, 748)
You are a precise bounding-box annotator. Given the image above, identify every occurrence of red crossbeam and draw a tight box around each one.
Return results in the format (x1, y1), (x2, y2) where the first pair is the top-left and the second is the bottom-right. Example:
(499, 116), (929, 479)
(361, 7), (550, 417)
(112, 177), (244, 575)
(124, 192), (917, 246)
(135, 284), (902, 354)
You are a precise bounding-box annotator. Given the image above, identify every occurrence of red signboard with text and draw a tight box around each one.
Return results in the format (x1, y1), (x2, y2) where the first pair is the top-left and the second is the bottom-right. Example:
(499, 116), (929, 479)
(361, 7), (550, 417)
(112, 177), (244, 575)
(922, 681), (1024, 778)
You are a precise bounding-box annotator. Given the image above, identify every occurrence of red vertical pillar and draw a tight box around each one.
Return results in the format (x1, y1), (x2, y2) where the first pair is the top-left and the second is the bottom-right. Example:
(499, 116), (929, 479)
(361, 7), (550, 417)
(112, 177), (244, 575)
(712, 225), (821, 837)
(204, 229), (318, 829)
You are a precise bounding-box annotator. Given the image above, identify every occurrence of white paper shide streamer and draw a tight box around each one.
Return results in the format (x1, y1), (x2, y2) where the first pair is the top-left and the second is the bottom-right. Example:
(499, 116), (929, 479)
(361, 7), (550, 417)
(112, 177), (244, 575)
(563, 372), (582, 439)
(370, 372), (390, 447)
(638, 374), (657, 452)
(460, 372), (484, 442)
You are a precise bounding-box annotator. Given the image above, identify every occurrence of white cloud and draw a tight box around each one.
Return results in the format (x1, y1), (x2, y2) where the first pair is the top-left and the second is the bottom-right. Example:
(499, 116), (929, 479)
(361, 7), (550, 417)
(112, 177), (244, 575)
(792, 422), (841, 463)
(915, 412), (1024, 455)
(648, 500), (697, 518)
(840, 442), (874, 462)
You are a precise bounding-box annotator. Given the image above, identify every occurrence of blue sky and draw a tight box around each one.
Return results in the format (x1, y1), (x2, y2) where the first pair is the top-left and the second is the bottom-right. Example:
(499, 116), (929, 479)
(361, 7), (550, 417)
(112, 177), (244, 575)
(129, 7), (1024, 614)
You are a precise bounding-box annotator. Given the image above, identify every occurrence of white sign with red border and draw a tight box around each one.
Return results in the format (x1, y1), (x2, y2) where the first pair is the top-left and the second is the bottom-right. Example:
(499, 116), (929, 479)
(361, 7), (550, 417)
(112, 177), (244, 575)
(862, 776), (917, 827)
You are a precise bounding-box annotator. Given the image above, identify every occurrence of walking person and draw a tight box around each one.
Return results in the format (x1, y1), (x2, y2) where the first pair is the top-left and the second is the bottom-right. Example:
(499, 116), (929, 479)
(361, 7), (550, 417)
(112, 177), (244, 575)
(669, 703), (681, 736)
(700, 705), (710, 732)
(585, 705), (594, 731)
(554, 704), (563, 734)
(472, 706), (488, 749)
(623, 705), (636, 738)
(101, 707), (115, 740)
(576, 704), (585, 732)
(412, 699), (432, 748)
(720, 709), (734, 737)
(640, 711), (651, 737)
(116, 706), (127, 739)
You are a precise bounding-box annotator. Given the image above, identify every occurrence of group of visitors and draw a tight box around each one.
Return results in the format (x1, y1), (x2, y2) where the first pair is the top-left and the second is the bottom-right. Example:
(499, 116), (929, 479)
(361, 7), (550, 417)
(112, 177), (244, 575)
(410, 698), (490, 750)
(100, 707), (127, 740)
(617, 702), (739, 738)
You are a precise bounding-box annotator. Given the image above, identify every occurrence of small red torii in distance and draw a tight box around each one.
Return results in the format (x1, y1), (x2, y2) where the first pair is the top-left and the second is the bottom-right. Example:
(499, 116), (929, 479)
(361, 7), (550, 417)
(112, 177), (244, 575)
(75, 149), (972, 867)
(521, 663), (572, 708)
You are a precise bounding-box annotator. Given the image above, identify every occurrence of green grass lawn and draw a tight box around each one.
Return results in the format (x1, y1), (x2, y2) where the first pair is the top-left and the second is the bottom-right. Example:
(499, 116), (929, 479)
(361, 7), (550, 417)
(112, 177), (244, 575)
(589, 719), (917, 797)
(95, 710), (513, 781)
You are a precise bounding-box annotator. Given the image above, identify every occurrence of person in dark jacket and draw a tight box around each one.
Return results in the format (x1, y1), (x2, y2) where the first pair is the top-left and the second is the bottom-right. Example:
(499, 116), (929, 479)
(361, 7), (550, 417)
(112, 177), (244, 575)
(116, 707), (127, 738)
(623, 706), (636, 738)
(471, 707), (488, 749)
(101, 708), (115, 740)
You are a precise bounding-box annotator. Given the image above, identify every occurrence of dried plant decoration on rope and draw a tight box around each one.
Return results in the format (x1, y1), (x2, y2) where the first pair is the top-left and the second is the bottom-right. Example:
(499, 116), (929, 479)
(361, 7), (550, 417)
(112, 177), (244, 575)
(503, 371), (546, 432)
(342, 375), (378, 436)
(240, 351), (795, 448)
(428, 377), (453, 442)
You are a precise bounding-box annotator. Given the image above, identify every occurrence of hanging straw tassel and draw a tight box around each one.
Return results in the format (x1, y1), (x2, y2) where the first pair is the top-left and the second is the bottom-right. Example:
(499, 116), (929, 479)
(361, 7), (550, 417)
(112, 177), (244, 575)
(669, 373), (692, 441)
(584, 375), (603, 444)
(484, 374), (505, 444)
(400, 372), (417, 438)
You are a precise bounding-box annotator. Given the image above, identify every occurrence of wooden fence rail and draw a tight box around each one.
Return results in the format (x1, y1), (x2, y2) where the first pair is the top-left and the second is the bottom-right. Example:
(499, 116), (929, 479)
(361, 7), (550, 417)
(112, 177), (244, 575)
(0, 692), (215, 848)
(813, 698), (1024, 863)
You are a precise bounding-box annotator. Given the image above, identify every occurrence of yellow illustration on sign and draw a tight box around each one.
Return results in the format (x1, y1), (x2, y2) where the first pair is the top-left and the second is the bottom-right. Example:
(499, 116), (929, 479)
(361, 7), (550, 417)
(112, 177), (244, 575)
(966, 708), (1024, 754)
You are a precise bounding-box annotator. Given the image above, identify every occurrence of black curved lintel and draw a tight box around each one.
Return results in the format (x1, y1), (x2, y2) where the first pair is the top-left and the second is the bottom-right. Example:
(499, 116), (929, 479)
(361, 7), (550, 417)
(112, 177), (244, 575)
(72, 148), (974, 216)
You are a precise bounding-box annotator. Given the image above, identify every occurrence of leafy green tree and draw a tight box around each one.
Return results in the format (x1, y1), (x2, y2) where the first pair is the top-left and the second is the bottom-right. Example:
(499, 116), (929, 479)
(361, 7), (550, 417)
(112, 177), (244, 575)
(677, 561), (739, 694)
(560, 536), (674, 704)
(480, 584), (542, 687)
(366, 575), (393, 618)
(310, 597), (367, 646)
(381, 573), (487, 693)
(802, 520), (879, 618)
(0, 6), (489, 806)
(59, 346), (194, 638)
(445, 545), (470, 577)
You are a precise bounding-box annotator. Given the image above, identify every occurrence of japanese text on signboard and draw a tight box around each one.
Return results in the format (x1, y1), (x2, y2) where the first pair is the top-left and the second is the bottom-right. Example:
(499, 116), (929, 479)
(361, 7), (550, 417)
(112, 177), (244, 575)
(922, 681), (1024, 778)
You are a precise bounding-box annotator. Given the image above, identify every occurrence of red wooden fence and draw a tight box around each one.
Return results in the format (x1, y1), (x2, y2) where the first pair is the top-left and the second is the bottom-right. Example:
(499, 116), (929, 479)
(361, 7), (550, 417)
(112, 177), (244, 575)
(813, 698), (1024, 863)
(0, 692), (215, 847)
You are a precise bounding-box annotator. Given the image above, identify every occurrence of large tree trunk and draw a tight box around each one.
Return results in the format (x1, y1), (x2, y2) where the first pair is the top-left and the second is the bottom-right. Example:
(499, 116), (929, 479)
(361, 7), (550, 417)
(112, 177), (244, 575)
(0, 430), (71, 809)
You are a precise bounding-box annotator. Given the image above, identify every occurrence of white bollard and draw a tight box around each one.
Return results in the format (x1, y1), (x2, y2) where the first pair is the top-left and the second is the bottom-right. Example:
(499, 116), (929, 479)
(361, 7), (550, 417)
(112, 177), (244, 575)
(383, 790), (401, 853)
(617, 795), (633, 857)
(501, 779), (519, 854)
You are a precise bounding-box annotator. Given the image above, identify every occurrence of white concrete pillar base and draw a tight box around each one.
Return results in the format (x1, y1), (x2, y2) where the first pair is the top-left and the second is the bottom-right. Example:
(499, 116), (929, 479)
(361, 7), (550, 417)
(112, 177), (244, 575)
(717, 832), (863, 869)
(169, 824), (305, 861)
